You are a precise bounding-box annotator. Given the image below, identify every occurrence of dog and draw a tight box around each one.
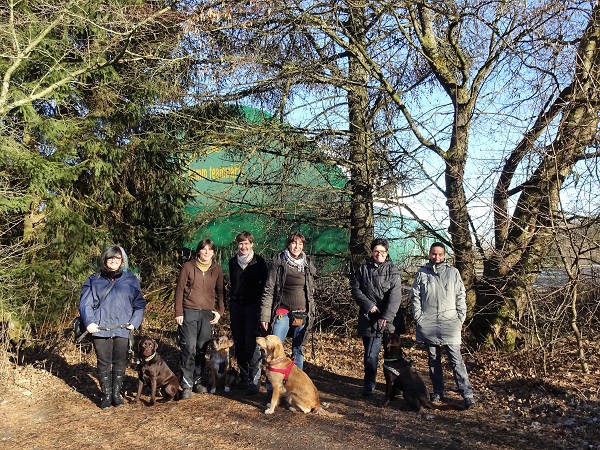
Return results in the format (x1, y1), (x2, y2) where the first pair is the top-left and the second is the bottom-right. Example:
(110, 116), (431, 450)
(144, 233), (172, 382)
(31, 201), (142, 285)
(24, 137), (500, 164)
(382, 331), (461, 412)
(134, 337), (180, 405)
(256, 335), (339, 416)
(208, 335), (236, 394)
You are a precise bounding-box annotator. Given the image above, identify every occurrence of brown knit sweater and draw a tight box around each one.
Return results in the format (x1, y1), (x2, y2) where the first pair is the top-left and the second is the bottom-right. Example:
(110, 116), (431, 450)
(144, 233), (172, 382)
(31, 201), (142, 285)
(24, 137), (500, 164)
(174, 259), (225, 317)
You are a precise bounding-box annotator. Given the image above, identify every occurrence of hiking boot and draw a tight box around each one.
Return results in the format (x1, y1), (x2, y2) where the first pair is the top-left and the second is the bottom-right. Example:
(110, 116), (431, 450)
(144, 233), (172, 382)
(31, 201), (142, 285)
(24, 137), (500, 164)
(362, 388), (375, 397)
(464, 397), (477, 409)
(430, 393), (444, 402)
(246, 383), (259, 396)
(193, 384), (207, 394)
(181, 388), (192, 400)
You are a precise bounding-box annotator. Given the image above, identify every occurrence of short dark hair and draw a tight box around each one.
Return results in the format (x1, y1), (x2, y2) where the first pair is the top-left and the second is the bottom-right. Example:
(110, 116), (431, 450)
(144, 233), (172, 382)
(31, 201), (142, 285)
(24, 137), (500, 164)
(98, 245), (126, 272)
(286, 231), (306, 247)
(235, 231), (254, 244)
(196, 238), (217, 254)
(430, 242), (446, 252)
(370, 238), (389, 251)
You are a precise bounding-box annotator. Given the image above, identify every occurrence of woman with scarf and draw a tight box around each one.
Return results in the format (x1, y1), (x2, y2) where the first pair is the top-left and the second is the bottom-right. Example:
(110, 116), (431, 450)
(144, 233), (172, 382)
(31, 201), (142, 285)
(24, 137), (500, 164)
(79, 245), (146, 409)
(174, 238), (225, 399)
(228, 231), (268, 394)
(260, 231), (316, 371)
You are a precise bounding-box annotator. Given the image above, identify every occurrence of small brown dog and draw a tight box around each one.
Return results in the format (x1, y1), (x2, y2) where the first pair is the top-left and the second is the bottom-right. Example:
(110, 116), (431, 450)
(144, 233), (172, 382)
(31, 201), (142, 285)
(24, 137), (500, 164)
(208, 335), (236, 394)
(134, 337), (180, 405)
(382, 331), (461, 411)
(256, 335), (335, 415)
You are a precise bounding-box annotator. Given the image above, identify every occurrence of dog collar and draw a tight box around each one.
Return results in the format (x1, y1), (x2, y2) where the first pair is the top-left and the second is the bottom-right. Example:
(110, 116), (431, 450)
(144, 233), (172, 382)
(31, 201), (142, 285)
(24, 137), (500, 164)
(383, 363), (400, 376)
(144, 352), (157, 362)
(267, 358), (296, 384)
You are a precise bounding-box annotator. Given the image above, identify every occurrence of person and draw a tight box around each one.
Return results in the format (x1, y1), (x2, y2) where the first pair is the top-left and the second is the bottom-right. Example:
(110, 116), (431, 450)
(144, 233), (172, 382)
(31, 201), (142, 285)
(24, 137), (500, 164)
(174, 238), (225, 399)
(260, 231), (316, 372)
(411, 242), (476, 409)
(351, 237), (403, 396)
(79, 245), (146, 409)
(228, 231), (268, 395)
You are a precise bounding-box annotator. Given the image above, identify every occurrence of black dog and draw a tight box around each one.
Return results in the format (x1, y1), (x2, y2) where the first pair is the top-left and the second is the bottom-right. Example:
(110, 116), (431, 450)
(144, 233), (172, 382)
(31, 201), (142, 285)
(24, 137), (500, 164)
(382, 331), (461, 411)
(134, 337), (180, 405)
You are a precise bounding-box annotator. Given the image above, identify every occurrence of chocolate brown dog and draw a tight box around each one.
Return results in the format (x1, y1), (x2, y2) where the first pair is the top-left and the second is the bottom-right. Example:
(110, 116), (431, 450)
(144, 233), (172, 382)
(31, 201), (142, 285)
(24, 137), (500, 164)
(382, 331), (461, 411)
(134, 337), (180, 405)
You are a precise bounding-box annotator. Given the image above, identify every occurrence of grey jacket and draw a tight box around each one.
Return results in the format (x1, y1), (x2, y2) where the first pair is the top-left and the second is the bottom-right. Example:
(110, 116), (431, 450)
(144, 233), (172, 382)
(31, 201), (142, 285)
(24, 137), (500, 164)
(351, 258), (402, 337)
(411, 261), (466, 346)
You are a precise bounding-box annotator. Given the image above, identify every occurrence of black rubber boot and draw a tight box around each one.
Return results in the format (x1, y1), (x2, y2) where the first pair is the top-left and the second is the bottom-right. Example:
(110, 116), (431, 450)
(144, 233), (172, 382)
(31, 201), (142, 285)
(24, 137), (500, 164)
(98, 372), (112, 409)
(112, 370), (126, 407)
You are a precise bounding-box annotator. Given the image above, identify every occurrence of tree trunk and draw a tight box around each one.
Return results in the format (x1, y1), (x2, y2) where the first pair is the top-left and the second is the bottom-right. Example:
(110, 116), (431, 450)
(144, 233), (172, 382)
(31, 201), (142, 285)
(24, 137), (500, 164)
(347, 4), (374, 271)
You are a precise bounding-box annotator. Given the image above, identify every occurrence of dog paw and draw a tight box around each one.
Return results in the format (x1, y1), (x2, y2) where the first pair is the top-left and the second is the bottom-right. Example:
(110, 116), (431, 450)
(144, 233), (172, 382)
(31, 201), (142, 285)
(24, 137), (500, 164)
(264, 408), (274, 414)
(224, 386), (230, 392)
(210, 388), (216, 394)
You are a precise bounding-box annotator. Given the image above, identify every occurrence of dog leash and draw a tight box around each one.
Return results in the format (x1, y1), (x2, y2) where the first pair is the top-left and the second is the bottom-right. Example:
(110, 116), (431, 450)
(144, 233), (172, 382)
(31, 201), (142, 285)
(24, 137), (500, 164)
(76, 323), (132, 343)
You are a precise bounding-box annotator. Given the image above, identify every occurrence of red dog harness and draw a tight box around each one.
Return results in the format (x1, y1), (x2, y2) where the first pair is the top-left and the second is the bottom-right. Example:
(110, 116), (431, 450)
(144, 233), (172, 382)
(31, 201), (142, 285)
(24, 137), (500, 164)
(267, 357), (296, 384)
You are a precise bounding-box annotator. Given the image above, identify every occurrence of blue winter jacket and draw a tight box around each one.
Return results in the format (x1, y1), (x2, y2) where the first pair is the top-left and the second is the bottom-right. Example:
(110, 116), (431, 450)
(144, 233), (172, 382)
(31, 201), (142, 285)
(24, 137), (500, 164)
(79, 270), (146, 339)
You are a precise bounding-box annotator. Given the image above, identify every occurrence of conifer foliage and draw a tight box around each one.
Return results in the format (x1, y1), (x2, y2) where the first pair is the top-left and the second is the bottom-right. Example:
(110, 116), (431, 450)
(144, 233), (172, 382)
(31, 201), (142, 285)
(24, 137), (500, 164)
(0, 0), (192, 337)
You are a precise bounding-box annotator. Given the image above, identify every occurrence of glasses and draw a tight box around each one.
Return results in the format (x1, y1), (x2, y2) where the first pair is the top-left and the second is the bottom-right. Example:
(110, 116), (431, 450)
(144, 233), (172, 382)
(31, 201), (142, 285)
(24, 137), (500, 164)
(373, 250), (387, 255)
(106, 255), (122, 261)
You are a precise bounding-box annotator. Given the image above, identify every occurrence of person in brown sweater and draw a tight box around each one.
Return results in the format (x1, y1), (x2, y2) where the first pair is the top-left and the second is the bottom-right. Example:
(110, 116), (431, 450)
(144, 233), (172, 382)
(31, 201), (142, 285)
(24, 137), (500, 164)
(174, 239), (224, 399)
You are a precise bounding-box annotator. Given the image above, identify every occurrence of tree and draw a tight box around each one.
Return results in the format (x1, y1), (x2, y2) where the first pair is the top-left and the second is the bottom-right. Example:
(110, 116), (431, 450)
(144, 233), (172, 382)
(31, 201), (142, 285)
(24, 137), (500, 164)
(183, 0), (600, 348)
(0, 0), (193, 333)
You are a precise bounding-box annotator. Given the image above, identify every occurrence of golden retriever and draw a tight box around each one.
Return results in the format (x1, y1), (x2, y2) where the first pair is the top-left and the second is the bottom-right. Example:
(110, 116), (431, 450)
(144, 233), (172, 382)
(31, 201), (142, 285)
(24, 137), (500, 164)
(256, 335), (337, 416)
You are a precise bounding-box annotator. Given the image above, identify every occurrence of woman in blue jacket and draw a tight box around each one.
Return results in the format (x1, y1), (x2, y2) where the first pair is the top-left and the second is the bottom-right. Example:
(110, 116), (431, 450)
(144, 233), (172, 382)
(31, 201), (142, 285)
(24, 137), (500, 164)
(79, 245), (146, 409)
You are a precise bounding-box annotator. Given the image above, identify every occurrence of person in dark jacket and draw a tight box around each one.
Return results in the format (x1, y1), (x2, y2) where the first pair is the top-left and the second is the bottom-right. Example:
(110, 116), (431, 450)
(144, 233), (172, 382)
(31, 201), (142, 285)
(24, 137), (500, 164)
(260, 231), (316, 371)
(228, 231), (268, 395)
(174, 238), (225, 399)
(412, 242), (476, 409)
(351, 238), (403, 396)
(79, 245), (146, 409)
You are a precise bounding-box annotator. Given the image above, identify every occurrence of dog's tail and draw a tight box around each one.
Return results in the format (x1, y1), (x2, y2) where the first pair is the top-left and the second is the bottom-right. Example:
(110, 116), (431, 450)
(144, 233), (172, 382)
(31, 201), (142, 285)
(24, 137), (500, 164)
(313, 402), (345, 418)
(425, 401), (463, 411)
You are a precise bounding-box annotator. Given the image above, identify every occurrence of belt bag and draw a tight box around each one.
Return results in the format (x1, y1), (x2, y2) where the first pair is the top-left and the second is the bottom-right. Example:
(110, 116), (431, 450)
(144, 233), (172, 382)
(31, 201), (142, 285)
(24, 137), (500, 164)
(290, 310), (308, 327)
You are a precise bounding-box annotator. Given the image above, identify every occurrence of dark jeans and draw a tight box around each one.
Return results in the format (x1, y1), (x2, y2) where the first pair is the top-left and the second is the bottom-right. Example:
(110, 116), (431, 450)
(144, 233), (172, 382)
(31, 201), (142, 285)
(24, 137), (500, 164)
(362, 336), (382, 392)
(92, 337), (129, 373)
(178, 308), (213, 389)
(230, 302), (261, 384)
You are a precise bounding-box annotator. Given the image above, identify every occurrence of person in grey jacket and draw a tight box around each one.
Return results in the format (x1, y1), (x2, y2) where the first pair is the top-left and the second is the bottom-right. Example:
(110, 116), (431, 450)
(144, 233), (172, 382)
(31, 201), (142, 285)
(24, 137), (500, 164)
(351, 238), (403, 396)
(411, 242), (476, 409)
(260, 231), (316, 371)
(79, 245), (146, 409)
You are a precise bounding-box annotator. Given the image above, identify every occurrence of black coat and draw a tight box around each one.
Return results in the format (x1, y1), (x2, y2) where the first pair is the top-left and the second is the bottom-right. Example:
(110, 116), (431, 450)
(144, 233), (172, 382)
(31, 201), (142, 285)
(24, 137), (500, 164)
(228, 254), (268, 305)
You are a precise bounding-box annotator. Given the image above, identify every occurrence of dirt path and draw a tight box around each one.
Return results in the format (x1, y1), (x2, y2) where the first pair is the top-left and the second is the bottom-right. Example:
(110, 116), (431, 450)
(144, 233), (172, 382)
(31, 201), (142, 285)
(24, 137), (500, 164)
(1, 334), (598, 450)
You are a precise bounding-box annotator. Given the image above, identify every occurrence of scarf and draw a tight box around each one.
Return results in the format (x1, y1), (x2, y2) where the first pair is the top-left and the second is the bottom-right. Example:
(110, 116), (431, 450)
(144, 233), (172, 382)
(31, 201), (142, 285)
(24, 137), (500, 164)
(284, 249), (308, 272)
(196, 258), (212, 273)
(237, 249), (254, 270)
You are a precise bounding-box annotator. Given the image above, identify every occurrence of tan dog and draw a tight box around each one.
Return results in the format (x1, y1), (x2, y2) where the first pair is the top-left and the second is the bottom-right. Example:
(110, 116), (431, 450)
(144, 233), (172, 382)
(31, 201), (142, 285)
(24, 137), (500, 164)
(256, 335), (334, 415)
(208, 335), (236, 394)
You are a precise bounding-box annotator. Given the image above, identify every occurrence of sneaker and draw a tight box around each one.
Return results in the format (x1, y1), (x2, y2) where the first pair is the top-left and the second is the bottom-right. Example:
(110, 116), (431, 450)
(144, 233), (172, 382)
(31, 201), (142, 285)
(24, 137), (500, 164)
(361, 388), (375, 397)
(464, 397), (477, 409)
(193, 384), (207, 394)
(430, 393), (444, 402)
(181, 388), (192, 400)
